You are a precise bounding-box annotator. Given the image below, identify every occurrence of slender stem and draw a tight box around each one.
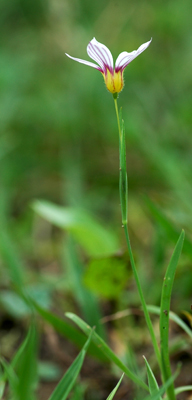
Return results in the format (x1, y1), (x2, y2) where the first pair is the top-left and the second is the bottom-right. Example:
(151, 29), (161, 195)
(113, 96), (161, 368)
(114, 97), (121, 141)
(124, 224), (161, 367)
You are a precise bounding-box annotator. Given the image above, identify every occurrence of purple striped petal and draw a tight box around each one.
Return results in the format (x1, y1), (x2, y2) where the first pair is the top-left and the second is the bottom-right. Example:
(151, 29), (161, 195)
(87, 38), (114, 74)
(65, 53), (102, 71)
(115, 38), (152, 72)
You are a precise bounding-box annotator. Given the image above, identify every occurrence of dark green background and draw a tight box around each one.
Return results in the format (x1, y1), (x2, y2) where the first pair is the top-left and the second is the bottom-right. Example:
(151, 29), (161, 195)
(0, 0), (191, 342)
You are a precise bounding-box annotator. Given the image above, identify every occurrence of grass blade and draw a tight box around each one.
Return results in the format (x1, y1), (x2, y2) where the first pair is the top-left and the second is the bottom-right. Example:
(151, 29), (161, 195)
(16, 324), (38, 400)
(1, 325), (37, 400)
(147, 305), (192, 339)
(160, 230), (185, 400)
(143, 356), (162, 400)
(32, 302), (107, 361)
(0, 380), (5, 399)
(145, 197), (192, 259)
(65, 236), (106, 339)
(0, 230), (25, 288)
(142, 365), (180, 400)
(0, 359), (18, 393)
(175, 386), (192, 395)
(48, 330), (93, 400)
(66, 312), (149, 391)
(106, 374), (124, 400)
(33, 200), (119, 257)
(0, 328), (31, 388)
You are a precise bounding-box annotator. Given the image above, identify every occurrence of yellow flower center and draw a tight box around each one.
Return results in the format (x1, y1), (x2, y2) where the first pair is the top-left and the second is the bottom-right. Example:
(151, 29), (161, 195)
(103, 69), (124, 94)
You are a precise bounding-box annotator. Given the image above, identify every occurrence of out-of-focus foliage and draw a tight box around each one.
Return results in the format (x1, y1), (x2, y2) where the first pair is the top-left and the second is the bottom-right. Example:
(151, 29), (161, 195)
(0, 0), (192, 303)
(84, 256), (129, 299)
(1, 0), (192, 223)
(0, 0), (192, 398)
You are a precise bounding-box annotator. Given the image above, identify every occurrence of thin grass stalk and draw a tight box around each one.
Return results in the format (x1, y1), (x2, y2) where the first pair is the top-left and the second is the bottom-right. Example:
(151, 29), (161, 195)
(113, 95), (161, 368)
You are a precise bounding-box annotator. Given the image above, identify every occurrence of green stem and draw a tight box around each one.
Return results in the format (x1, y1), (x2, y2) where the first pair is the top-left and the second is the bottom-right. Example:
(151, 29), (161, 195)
(113, 95), (161, 368)
(114, 97), (121, 142)
(124, 224), (161, 367)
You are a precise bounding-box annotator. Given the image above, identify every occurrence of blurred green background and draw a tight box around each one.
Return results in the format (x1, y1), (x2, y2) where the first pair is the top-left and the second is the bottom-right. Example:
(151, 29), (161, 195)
(0, 0), (192, 398)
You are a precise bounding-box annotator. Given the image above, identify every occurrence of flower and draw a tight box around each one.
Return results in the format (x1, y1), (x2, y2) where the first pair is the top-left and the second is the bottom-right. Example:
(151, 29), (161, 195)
(65, 37), (152, 94)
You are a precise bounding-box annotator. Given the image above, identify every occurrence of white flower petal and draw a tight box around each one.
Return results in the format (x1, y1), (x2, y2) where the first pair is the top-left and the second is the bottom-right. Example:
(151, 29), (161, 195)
(65, 53), (101, 70)
(115, 38), (152, 71)
(87, 38), (114, 73)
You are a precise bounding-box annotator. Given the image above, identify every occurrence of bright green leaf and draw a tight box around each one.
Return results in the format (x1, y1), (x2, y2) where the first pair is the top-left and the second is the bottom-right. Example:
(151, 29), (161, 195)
(84, 256), (129, 299)
(106, 374), (124, 400)
(143, 356), (162, 400)
(33, 200), (119, 257)
(175, 386), (192, 395)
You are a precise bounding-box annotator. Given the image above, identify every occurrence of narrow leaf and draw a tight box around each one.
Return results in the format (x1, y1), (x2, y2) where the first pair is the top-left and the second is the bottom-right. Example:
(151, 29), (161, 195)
(33, 201), (119, 257)
(147, 305), (192, 339)
(12, 327), (32, 370)
(143, 356), (162, 400)
(66, 312), (148, 391)
(0, 230), (25, 288)
(65, 236), (105, 339)
(0, 359), (18, 393)
(143, 365), (180, 400)
(48, 330), (93, 400)
(16, 324), (38, 400)
(0, 329), (33, 399)
(106, 374), (124, 400)
(145, 197), (192, 258)
(0, 380), (5, 399)
(32, 302), (107, 361)
(175, 385), (192, 395)
(160, 230), (185, 400)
